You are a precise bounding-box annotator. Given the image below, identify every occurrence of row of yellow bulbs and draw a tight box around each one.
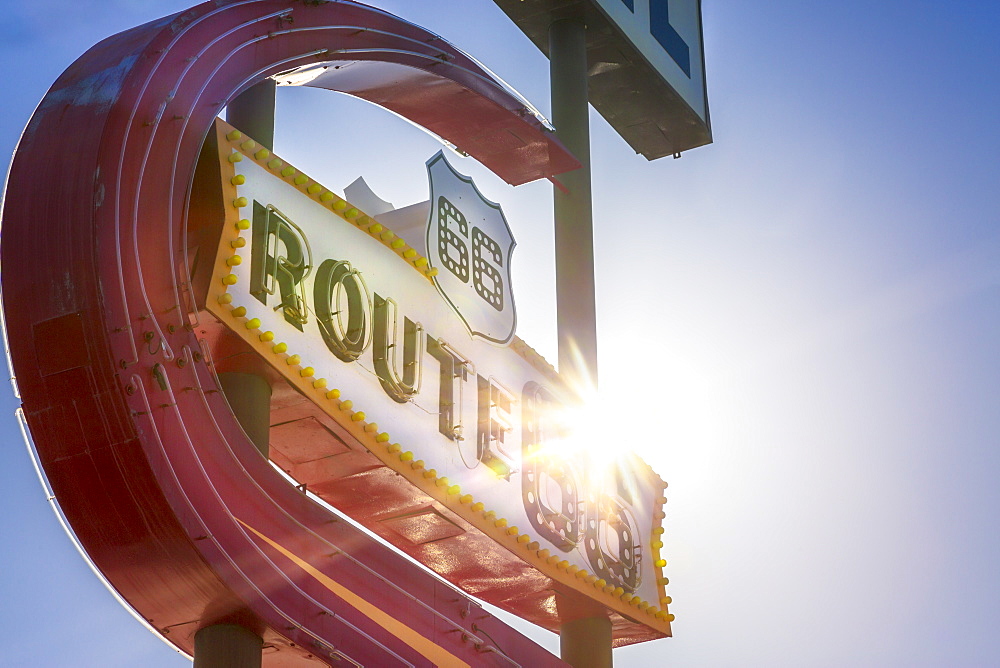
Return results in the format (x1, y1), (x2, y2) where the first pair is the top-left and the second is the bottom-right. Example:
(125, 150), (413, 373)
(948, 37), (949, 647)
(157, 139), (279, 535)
(225, 130), (437, 281)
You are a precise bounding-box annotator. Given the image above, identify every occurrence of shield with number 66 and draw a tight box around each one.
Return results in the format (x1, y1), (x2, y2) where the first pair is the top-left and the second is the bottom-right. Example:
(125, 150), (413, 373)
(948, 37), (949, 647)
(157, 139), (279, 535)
(425, 151), (517, 344)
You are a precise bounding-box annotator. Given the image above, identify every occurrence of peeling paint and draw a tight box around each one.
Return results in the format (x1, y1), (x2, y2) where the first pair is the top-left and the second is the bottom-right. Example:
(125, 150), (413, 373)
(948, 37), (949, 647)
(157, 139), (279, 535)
(37, 54), (139, 115)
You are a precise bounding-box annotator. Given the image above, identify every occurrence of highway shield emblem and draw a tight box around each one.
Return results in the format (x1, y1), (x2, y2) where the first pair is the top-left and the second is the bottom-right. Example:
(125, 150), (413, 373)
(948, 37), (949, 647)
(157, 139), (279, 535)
(425, 151), (517, 344)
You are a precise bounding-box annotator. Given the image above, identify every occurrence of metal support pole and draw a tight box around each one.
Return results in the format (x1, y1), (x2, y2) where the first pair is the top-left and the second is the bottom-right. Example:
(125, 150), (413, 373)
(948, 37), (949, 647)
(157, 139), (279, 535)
(560, 616), (613, 668)
(192, 79), (277, 667)
(227, 79), (276, 150)
(221, 77), (277, 457)
(193, 624), (263, 668)
(550, 17), (599, 388)
(218, 372), (272, 458)
(222, 77), (277, 457)
(550, 17), (612, 668)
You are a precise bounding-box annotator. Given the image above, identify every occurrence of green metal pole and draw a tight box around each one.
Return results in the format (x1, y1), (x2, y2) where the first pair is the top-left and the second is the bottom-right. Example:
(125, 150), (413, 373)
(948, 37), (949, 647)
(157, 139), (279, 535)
(550, 16), (612, 668)
(191, 80), (277, 667)
(227, 80), (276, 150)
(560, 616), (613, 668)
(193, 624), (263, 668)
(222, 80), (276, 456)
(221, 79), (277, 460)
(550, 17), (599, 388)
(218, 372), (271, 458)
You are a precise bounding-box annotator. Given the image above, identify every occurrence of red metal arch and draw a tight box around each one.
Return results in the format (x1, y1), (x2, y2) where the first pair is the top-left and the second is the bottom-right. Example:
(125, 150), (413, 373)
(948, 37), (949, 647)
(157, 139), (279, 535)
(1, 1), (578, 664)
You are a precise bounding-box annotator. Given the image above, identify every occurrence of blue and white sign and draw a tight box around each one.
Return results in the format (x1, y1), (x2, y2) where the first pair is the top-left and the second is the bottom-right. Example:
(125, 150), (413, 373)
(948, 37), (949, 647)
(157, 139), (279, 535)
(492, 0), (711, 157)
(594, 0), (708, 123)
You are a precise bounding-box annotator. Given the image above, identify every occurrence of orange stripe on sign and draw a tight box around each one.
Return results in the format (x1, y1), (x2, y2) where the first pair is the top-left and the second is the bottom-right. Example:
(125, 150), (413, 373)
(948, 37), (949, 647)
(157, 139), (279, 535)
(237, 519), (471, 668)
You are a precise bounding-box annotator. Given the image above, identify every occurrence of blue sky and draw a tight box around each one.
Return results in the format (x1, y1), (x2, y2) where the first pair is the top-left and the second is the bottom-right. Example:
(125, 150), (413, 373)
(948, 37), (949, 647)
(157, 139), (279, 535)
(2, 1), (999, 666)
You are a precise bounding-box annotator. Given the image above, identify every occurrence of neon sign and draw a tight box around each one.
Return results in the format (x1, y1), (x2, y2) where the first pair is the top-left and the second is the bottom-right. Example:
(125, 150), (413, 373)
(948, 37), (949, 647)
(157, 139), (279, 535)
(205, 118), (673, 613)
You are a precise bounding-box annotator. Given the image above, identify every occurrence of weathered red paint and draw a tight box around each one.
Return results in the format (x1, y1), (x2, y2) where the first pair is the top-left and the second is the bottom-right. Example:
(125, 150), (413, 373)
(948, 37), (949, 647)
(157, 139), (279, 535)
(1, 1), (586, 664)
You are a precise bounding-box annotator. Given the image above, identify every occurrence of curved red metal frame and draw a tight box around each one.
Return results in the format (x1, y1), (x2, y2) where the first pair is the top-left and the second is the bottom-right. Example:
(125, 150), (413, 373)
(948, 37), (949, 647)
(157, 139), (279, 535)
(1, 1), (583, 664)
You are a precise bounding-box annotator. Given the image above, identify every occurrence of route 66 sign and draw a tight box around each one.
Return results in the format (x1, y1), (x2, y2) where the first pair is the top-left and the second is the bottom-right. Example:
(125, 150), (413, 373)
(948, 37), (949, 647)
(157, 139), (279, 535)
(426, 151), (517, 344)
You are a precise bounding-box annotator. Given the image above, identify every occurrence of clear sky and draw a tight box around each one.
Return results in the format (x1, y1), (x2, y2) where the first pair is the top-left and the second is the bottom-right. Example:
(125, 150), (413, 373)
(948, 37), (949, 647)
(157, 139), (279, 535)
(2, 1), (999, 666)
